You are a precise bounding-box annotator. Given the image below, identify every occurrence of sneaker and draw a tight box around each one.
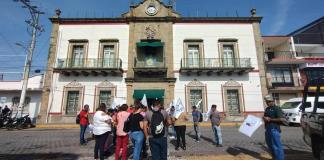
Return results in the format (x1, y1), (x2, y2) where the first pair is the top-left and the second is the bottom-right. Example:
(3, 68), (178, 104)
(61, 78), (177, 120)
(216, 144), (223, 147)
(175, 147), (179, 151)
(196, 140), (200, 142)
(182, 146), (186, 150)
(170, 136), (175, 140)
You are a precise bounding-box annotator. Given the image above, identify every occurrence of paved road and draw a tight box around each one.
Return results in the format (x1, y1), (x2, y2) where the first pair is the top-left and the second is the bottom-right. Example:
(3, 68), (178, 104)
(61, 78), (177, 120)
(0, 126), (313, 160)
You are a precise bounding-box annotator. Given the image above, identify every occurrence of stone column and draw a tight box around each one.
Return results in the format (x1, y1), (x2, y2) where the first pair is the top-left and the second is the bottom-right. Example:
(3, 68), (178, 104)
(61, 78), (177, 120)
(37, 18), (60, 124)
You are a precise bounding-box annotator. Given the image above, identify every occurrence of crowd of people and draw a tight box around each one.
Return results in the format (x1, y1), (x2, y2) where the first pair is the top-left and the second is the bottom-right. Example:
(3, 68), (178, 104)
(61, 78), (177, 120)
(77, 99), (223, 160)
(78, 94), (285, 160)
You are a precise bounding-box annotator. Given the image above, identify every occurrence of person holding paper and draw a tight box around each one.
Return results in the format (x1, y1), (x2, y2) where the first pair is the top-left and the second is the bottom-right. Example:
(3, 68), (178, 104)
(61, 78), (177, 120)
(172, 112), (189, 150)
(209, 104), (223, 147)
(263, 95), (285, 160)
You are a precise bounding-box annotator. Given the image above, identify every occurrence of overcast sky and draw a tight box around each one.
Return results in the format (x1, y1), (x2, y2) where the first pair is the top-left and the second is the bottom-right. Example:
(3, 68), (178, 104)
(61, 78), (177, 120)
(0, 0), (323, 80)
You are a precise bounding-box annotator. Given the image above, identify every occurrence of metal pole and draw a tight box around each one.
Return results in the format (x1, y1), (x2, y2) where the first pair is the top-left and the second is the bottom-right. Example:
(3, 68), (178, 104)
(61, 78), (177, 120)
(17, 13), (39, 118)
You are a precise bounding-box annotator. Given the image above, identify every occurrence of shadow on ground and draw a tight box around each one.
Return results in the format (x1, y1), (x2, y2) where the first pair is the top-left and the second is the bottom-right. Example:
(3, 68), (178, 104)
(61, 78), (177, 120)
(0, 153), (79, 160)
(226, 146), (313, 160)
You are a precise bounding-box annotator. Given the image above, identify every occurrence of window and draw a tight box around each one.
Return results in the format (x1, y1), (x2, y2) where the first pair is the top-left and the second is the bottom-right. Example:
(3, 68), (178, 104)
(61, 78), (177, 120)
(271, 68), (293, 85)
(226, 90), (241, 115)
(99, 90), (112, 108)
(189, 89), (203, 112)
(11, 97), (31, 106)
(184, 40), (204, 68)
(222, 45), (235, 67)
(305, 70), (324, 82)
(187, 45), (200, 67)
(71, 45), (84, 67)
(103, 45), (116, 67)
(66, 91), (79, 115)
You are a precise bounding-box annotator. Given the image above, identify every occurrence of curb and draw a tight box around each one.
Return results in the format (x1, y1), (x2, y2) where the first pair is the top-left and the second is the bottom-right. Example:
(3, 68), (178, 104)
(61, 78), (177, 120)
(36, 122), (242, 129)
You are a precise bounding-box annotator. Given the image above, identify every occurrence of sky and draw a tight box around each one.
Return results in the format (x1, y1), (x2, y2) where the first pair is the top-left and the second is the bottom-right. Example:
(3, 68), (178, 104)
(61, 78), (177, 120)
(0, 0), (323, 80)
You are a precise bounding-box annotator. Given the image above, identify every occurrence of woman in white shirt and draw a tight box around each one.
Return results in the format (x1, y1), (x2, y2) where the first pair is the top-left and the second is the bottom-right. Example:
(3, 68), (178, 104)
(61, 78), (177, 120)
(93, 103), (112, 160)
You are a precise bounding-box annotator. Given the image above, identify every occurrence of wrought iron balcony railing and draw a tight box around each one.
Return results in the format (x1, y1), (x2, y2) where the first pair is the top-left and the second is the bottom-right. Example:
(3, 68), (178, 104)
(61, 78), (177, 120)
(180, 58), (252, 69)
(134, 58), (166, 68)
(55, 58), (122, 69)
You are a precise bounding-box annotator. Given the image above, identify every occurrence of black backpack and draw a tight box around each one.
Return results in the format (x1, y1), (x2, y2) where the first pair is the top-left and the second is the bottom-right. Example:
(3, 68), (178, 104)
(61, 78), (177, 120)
(76, 114), (80, 124)
(199, 112), (203, 122)
(150, 110), (165, 138)
(123, 114), (132, 133)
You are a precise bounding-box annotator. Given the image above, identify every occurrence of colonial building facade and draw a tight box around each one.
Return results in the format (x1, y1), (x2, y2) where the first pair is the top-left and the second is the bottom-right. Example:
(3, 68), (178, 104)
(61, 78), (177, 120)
(38, 0), (267, 124)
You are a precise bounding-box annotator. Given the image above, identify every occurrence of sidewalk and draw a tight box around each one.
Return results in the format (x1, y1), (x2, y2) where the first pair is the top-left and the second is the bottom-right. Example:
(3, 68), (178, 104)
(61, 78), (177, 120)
(36, 121), (242, 129)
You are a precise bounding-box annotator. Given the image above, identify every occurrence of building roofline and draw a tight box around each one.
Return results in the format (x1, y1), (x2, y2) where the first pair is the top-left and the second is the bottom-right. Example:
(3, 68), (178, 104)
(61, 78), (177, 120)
(50, 16), (262, 24)
(287, 16), (324, 36)
(262, 35), (290, 37)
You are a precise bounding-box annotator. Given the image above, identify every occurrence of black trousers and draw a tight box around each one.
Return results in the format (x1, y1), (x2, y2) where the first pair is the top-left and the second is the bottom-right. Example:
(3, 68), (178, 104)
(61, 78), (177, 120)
(94, 131), (109, 160)
(174, 125), (186, 148)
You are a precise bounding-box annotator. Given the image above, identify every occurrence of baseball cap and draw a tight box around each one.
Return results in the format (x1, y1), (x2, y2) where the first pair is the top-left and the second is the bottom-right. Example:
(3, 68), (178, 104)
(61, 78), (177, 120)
(264, 95), (274, 102)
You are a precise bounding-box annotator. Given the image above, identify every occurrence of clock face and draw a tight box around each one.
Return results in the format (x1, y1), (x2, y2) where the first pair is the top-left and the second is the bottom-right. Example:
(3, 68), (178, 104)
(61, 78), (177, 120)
(146, 5), (157, 15)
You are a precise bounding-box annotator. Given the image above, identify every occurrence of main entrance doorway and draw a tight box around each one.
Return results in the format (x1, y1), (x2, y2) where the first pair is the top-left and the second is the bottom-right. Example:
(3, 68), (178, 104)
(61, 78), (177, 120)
(133, 89), (164, 109)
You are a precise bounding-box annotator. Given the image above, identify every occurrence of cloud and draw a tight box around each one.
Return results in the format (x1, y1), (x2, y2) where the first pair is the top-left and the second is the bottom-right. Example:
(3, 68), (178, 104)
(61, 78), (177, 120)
(271, 0), (294, 34)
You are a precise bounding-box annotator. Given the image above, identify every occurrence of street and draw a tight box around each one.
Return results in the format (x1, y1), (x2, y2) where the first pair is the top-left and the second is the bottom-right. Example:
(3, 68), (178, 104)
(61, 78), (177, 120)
(0, 125), (313, 160)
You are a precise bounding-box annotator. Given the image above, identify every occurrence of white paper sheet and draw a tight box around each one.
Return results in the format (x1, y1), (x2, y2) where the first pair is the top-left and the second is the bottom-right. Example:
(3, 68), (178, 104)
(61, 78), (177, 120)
(239, 115), (263, 137)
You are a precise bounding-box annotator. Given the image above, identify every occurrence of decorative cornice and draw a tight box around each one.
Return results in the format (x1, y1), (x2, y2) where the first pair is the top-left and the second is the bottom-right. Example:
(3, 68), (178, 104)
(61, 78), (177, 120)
(65, 80), (83, 87)
(224, 80), (241, 87)
(97, 80), (115, 88)
(187, 79), (204, 86)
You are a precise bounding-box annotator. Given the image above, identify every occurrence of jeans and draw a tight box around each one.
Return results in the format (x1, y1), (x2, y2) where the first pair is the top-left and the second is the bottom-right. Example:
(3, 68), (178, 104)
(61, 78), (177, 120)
(149, 137), (168, 160)
(115, 135), (128, 160)
(169, 125), (176, 137)
(193, 124), (201, 141)
(174, 125), (186, 148)
(265, 128), (284, 160)
(80, 124), (87, 144)
(212, 125), (222, 145)
(129, 131), (144, 160)
(94, 131), (109, 160)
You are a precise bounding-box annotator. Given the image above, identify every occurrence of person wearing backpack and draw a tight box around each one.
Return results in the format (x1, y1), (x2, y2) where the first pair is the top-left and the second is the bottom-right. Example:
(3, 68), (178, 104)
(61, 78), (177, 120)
(192, 106), (202, 142)
(128, 101), (145, 160)
(143, 99), (171, 160)
(172, 112), (189, 150)
(79, 104), (89, 145)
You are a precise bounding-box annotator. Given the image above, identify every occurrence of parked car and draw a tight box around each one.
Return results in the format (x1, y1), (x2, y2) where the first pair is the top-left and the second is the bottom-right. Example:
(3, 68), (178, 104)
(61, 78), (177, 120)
(281, 97), (324, 125)
(300, 77), (324, 159)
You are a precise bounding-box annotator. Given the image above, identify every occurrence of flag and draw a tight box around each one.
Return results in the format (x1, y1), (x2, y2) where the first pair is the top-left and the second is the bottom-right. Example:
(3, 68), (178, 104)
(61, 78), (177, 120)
(204, 105), (212, 122)
(196, 99), (202, 109)
(141, 94), (148, 107)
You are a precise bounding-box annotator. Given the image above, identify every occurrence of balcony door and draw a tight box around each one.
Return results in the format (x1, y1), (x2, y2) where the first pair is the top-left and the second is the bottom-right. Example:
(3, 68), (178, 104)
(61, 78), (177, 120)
(103, 45), (115, 68)
(223, 45), (235, 67)
(188, 45), (200, 68)
(71, 45), (84, 67)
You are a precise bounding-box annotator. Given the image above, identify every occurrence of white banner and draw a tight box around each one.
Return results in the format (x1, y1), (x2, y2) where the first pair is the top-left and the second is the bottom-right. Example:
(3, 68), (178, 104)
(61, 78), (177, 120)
(239, 115), (263, 137)
(111, 97), (126, 109)
(174, 98), (185, 119)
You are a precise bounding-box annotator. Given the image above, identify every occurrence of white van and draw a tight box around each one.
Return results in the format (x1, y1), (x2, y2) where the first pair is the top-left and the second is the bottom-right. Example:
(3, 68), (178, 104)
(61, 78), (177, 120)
(281, 97), (324, 124)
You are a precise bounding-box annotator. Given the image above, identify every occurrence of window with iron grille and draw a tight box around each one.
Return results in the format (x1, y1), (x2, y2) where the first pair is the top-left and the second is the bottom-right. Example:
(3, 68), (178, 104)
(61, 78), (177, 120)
(66, 91), (79, 115)
(99, 90), (112, 108)
(189, 89), (203, 113)
(270, 68), (293, 86)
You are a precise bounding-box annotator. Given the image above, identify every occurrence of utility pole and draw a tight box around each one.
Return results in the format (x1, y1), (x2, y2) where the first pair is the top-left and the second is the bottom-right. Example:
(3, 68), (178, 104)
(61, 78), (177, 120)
(14, 0), (44, 118)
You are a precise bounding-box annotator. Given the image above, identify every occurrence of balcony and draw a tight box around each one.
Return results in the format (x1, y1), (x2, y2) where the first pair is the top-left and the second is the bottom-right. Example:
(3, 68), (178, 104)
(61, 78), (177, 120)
(130, 58), (169, 82)
(180, 58), (253, 75)
(265, 51), (304, 65)
(133, 58), (167, 73)
(54, 58), (123, 76)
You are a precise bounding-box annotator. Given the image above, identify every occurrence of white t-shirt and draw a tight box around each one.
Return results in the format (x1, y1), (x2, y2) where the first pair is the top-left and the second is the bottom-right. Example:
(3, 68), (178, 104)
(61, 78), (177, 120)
(93, 111), (112, 135)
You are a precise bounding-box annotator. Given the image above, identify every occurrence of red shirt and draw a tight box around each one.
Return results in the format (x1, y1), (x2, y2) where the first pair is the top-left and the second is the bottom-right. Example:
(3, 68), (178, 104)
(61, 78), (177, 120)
(79, 110), (89, 125)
